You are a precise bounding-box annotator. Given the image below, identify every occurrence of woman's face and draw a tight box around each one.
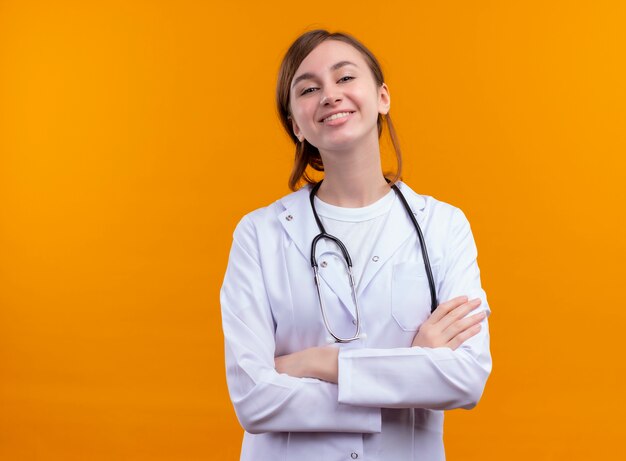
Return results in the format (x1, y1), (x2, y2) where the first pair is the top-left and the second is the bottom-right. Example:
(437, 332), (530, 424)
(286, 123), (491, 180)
(288, 40), (390, 154)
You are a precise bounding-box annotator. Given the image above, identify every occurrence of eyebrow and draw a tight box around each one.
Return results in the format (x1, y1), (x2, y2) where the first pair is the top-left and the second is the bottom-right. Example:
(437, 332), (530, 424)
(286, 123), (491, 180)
(291, 61), (358, 89)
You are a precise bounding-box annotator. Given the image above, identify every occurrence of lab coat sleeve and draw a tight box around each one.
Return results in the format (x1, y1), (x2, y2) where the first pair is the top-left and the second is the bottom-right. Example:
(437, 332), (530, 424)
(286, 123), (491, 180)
(337, 207), (492, 410)
(220, 215), (382, 434)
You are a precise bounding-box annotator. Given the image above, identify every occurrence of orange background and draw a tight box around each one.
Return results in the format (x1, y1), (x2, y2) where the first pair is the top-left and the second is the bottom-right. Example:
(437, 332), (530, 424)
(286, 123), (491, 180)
(1, 1), (625, 459)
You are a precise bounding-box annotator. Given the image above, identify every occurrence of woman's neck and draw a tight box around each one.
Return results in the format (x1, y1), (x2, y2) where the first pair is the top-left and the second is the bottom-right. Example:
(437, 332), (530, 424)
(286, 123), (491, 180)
(315, 144), (391, 208)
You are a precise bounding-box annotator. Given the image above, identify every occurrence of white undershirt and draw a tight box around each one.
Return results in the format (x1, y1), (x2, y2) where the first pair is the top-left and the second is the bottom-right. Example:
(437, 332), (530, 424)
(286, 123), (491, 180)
(314, 190), (396, 288)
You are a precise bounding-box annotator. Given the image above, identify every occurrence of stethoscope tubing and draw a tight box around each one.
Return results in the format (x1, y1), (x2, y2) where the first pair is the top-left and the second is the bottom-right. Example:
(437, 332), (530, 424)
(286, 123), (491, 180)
(309, 180), (438, 343)
(390, 182), (438, 313)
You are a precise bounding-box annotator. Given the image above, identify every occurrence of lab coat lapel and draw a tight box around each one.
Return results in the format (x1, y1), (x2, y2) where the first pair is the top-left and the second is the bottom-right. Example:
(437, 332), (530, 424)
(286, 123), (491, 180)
(357, 182), (427, 297)
(278, 186), (318, 268)
(278, 186), (357, 320)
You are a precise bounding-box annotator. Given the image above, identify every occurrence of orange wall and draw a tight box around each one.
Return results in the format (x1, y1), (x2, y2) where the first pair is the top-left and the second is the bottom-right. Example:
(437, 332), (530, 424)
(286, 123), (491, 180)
(1, 1), (625, 459)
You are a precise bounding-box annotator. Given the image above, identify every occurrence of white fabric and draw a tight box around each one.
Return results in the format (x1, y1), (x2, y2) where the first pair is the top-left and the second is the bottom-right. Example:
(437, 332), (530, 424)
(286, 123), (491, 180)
(220, 181), (492, 461)
(314, 189), (395, 288)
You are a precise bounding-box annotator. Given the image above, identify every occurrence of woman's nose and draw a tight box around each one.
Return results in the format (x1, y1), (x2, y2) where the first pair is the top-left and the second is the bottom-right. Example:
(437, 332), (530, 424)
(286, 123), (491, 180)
(320, 93), (342, 106)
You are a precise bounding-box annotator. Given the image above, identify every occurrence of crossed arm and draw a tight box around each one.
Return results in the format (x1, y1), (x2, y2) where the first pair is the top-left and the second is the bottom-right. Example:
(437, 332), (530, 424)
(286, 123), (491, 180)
(275, 296), (486, 383)
(222, 207), (491, 433)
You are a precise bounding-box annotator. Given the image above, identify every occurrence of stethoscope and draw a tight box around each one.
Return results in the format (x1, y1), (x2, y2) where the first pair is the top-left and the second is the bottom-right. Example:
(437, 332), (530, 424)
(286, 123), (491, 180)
(309, 180), (438, 343)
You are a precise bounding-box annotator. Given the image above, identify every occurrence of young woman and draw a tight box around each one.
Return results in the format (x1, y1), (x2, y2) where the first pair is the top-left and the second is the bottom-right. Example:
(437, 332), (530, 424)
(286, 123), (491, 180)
(220, 29), (492, 461)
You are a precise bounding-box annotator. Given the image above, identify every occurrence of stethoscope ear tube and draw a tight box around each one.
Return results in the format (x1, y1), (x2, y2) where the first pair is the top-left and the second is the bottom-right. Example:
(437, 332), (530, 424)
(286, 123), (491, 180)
(390, 183), (438, 313)
(309, 182), (326, 234)
(310, 233), (353, 268)
(309, 181), (353, 268)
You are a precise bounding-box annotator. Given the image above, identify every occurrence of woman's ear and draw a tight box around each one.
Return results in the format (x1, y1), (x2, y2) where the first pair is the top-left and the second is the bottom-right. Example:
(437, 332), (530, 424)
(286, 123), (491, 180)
(378, 83), (391, 115)
(290, 117), (304, 142)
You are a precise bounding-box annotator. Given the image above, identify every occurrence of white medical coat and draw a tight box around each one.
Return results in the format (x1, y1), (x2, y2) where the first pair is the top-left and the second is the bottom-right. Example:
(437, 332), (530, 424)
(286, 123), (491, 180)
(220, 181), (492, 461)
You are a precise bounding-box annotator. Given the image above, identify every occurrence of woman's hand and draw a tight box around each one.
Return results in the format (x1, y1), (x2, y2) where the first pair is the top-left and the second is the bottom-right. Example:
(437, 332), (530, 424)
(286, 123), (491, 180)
(275, 347), (339, 383)
(275, 297), (485, 381)
(412, 296), (485, 350)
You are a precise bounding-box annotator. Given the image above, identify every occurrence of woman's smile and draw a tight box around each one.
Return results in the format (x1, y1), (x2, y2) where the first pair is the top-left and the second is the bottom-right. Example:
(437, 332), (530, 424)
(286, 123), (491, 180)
(320, 110), (355, 125)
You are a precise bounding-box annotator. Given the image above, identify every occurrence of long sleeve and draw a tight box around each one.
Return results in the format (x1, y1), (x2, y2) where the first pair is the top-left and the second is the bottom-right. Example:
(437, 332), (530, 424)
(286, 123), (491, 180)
(337, 207), (492, 410)
(220, 215), (382, 434)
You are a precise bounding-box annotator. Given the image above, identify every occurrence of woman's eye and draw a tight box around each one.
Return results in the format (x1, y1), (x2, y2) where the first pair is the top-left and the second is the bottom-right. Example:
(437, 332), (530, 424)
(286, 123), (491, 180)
(338, 76), (354, 83)
(301, 87), (317, 95)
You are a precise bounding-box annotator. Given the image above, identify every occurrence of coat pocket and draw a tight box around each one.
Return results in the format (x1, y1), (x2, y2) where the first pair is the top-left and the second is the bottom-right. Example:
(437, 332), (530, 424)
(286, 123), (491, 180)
(391, 261), (435, 331)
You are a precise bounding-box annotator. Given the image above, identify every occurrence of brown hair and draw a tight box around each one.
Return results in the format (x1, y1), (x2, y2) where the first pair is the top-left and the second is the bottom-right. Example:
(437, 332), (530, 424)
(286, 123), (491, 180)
(276, 29), (403, 191)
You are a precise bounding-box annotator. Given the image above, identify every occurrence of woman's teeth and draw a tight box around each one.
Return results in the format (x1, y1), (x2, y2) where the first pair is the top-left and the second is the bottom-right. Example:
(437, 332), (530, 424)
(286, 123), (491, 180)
(323, 112), (352, 122)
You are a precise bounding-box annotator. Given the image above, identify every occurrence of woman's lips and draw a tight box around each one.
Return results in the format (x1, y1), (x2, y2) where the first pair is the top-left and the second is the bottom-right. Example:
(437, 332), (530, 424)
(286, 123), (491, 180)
(320, 111), (355, 126)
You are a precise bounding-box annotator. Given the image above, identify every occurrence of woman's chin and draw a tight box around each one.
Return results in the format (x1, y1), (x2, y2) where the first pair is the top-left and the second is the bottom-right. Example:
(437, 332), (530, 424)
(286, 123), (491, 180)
(317, 135), (375, 154)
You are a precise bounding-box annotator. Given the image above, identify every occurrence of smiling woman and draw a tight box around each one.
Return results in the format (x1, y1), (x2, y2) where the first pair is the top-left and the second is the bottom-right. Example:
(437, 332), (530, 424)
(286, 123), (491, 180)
(276, 31), (403, 191)
(220, 29), (492, 461)
(288, 41), (388, 166)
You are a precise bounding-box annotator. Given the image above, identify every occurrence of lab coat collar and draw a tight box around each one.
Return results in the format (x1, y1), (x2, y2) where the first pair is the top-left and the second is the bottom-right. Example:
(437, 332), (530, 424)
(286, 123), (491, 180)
(277, 181), (427, 315)
(357, 182), (427, 297)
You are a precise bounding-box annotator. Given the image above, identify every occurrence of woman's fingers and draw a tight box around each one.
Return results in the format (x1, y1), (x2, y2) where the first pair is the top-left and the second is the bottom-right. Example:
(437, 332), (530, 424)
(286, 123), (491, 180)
(429, 296), (469, 323)
(446, 323), (482, 350)
(443, 311), (486, 345)
(438, 298), (482, 331)
(413, 296), (485, 349)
